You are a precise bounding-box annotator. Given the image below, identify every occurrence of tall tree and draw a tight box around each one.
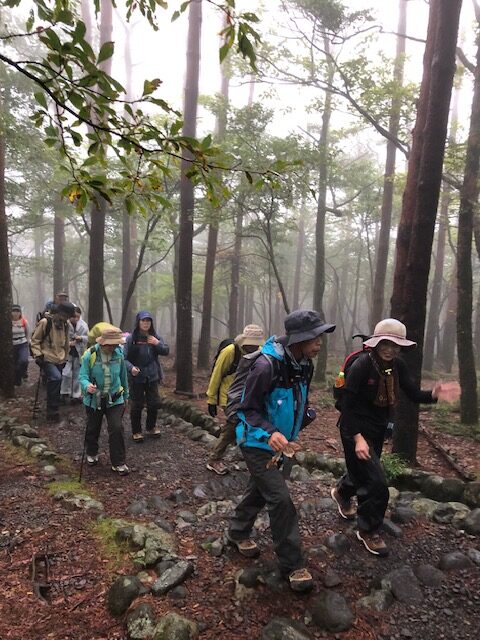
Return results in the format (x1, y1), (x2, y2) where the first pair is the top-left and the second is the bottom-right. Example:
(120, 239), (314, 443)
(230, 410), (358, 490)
(391, 0), (462, 462)
(53, 211), (65, 296)
(176, 0), (202, 394)
(456, 25), (480, 425)
(370, 0), (407, 328)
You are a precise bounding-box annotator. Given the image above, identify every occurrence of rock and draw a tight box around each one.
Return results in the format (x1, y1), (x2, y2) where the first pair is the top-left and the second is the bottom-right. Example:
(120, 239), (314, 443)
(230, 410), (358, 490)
(357, 588), (393, 612)
(126, 603), (156, 639)
(438, 551), (473, 571)
(264, 568), (287, 593)
(393, 469), (431, 492)
(238, 567), (263, 588)
(127, 500), (149, 516)
(466, 548), (480, 565)
(410, 497), (439, 519)
(188, 427), (205, 441)
(414, 564), (445, 587)
(168, 489), (189, 504)
(153, 612), (198, 640)
(388, 486), (400, 502)
(463, 481), (480, 508)
(131, 525), (147, 548)
(56, 492), (104, 513)
(316, 497), (335, 511)
(299, 501), (317, 516)
(168, 586), (187, 600)
(381, 567), (423, 604)
(310, 591), (354, 632)
(193, 484), (209, 499)
(323, 569), (342, 588)
(155, 560), (176, 576)
(325, 533), (351, 555)
(154, 517), (174, 533)
(152, 561), (194, 596)
(39, 450), (60, 463)
(289, 465), (311, 482)
(178, 510), (197, 523)
(106, 575), (142, 617)
(390, 505), (416, 525)
(463, 508), (480, 535)
(433, 502), (470, 525)
(115, 525), (134, 544)
(30, 444), (48, 457)
(261, 616), (311, 640)
(421, 475), (464, 503)
(382, 518), (403, 538)
(148, 495), (173, 512)
(42, 465), (57, 475)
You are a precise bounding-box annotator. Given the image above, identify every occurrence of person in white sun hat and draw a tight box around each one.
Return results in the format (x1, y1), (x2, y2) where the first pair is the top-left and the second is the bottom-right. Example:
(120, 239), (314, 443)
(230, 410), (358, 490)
(330, 318), (460, 558)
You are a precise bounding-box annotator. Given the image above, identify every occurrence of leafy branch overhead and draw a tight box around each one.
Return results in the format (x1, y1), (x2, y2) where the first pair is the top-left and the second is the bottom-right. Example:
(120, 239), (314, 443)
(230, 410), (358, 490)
(0, 0), (263, 211)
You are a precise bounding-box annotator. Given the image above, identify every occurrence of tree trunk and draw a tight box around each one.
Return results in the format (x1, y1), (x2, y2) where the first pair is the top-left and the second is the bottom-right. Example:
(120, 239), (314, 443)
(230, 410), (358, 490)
(228, 205), (243, 336)
(53, 213), (65, 297)
(441, 275), (457, 373)
(293, 208), (305, 311)
(197, 60), (229, 369)
(456, 36), (480, 425)
(313, 35), (334, 382)
(34, 218), (45, 313)
(423, 189), (448, 371)
(392, 0), (461, 463)
(176, 0), (202, 394)
(370, 0), (407, 329)
(0, 130), (14, 397)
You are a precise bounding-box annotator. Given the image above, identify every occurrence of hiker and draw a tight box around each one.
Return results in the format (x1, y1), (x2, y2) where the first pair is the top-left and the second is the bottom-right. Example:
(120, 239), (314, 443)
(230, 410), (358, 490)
(331, 318), (460, 557)
(124, 311), (169, 441)
(11, 304), (29, 386)
(40, 291), (70, 319)
(30, 301), (76, 421)
(79, 327), (130, 475)
(228, 310), (335, 592)
(87, 321), (117, 347)
(206, 324), (265, 475)
(61, 306), (88, 403)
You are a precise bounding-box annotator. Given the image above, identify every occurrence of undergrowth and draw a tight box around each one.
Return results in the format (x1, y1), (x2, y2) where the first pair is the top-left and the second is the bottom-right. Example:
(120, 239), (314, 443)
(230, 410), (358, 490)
(381, 453), (408, 483)
(90, 518), (131, 573)
(428, 404), (480, 441)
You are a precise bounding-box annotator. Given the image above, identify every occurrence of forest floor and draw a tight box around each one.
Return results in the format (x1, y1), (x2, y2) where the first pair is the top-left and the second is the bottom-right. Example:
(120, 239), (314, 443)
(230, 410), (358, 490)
(0, 357), (479, 640)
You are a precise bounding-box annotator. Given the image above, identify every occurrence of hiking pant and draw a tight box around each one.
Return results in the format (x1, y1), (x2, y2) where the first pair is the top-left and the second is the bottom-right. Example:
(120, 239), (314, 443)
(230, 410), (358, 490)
(61, 355), (81, 398)
(13, 343), (29, 386)
(85, 403), (125, 466)
(42, 362), (64, 411)
(229, 446), (304, 576)
(336, 429), (389, 533)
(208, 416), (236, 462)
(130, 381), (161, 434)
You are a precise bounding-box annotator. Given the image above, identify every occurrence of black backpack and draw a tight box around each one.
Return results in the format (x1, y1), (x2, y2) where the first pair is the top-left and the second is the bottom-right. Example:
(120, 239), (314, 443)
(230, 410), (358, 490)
(333, 348), (370, 411)
(225, 350), (277, 422)
(211, 339), (241, 377)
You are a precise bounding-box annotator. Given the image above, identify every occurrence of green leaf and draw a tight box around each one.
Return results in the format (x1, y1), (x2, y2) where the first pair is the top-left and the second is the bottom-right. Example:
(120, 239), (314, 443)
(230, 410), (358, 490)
(245, 170), (253, 184)
(34, 91), (48, 109)
(97, 41), (114, 64)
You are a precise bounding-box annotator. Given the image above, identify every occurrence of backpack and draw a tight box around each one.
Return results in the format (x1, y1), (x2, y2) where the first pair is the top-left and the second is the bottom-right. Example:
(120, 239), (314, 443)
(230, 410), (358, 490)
(29, 316), (53, 357)
(225, 349), (276, 422)
(211, 339), (241, 377)
(333, 348), (369, 411)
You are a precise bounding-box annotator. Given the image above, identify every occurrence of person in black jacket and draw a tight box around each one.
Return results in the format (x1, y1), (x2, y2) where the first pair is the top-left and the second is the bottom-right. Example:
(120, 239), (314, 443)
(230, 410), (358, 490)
(124, 311), (169, 441)
(331, 318), (458, 557)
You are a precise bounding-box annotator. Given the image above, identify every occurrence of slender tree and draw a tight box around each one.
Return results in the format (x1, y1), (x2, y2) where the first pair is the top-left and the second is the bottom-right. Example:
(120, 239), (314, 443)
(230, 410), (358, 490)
(176, 0), (202, 394)
(456, 26), (480, 425)
(53, 212), (65, 296)
(370, 0), (407, 328)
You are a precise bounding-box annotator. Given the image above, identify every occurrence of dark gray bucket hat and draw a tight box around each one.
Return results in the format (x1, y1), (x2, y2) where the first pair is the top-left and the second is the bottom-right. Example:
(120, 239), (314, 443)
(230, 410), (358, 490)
(285, 309), (336, 346)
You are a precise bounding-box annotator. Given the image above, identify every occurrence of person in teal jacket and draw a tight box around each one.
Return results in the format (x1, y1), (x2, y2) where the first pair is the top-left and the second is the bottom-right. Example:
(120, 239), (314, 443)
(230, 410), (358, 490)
(228, 310), (335, 592)
(79, 327), (130, 475)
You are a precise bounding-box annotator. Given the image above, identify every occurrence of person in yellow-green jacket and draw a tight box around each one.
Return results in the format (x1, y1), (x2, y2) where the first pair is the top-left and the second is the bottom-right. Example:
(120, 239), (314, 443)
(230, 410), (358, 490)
(86, 321), (117, 348)
(206, 324), (264, 475)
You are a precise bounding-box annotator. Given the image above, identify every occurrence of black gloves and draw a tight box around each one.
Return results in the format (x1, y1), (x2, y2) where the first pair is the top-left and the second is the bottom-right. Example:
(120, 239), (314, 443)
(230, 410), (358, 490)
(208, 404), (217, 418)
(35, 356), (44, 368)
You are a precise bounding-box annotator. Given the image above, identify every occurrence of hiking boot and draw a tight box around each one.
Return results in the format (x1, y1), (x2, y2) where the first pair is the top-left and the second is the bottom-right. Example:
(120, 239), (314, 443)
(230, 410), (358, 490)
(288, 568), (314, 592)
(112, 464), (130, 475)
(86, 455), (98, 465)
(356, 530), (389, 557)
(330, 487), (356, 520)
(206, 460), (229, 475)
(132, 433), (144, 442)
(149, 426), (162, 437)
(226, 532), (260, 558)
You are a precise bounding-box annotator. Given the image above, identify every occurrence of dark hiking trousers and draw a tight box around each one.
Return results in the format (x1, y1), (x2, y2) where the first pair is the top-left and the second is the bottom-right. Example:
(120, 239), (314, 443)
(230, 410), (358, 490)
(85, 402), (126, 467)
(43, 362), (63, 411)
(208, 417), (236, 462)
(336, 429), (389, 533)
(13, 343), (29, 386)
(130, 381), (161, 434)
(229, 446), (304, 576)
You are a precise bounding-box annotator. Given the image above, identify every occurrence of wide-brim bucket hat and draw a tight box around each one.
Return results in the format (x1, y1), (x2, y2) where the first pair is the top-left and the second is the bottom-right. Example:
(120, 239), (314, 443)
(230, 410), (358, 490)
(285, 309), (336, 346)
(235, 324), (265, 347)
(97, 327), (126, 345)
(363, 318), (416, 349)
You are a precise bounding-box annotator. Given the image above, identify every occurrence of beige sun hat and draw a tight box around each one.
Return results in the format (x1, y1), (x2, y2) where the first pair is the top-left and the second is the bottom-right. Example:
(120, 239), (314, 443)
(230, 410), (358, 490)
(363, 318), (416, 349)
(235, 324), (265, 348)
(96, 327), (126, 346)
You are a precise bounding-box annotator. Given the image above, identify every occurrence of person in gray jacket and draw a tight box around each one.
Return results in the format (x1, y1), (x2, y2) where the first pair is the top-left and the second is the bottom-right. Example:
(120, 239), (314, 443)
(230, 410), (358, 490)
(61, 306), (88, 403)
(124, 310), (169, 441)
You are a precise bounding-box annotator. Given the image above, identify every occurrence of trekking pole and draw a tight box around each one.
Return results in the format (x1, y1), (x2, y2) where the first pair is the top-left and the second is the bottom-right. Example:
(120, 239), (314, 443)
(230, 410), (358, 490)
(32, 370), (42, 423)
